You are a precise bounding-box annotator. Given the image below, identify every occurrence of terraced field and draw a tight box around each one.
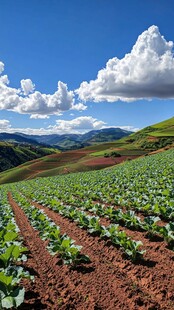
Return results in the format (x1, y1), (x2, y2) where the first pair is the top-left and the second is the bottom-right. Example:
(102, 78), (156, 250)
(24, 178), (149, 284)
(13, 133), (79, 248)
(0, 149), (140, 184)
(1, 148), (174, 309)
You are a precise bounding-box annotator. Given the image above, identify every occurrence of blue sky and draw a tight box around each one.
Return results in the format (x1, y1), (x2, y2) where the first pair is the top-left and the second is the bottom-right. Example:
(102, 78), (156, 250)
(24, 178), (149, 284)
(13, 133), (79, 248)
(0, 0), (174, 135)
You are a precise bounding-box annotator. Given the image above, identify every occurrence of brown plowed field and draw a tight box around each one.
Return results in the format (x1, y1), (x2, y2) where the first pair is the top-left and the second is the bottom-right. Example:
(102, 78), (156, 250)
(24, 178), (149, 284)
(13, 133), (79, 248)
(84, 156), (139, 167)
(8, 194), (174, 309)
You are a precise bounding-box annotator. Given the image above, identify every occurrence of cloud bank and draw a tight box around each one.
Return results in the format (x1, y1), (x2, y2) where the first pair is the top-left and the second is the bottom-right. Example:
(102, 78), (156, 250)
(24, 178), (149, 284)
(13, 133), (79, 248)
(0, 68), (86, 117)
(50, 116), (106, 132)
(0, 117), (139, 135)
(77, 25), (174, 102)
(20, 79), (35, 95)
(0, 119), (11, 130)
(0, 116), (106, 135)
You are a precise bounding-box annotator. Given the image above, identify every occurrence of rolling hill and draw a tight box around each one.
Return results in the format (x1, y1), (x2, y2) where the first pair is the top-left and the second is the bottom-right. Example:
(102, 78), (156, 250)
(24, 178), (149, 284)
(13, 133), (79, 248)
(0, 132), (40, 144)
(0, 117), (173, 185)
(0, 142), (60, 172)
(122, 116), (174, 150)
(0, 128), (132, 174)
(0, 148), (141, 185)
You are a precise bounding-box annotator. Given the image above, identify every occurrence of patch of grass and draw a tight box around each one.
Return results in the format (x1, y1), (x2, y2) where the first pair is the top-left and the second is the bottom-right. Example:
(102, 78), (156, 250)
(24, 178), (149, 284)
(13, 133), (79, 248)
(0, 167), (34, 184)
(117, 149), (147, 155)
(90, 148), (146, 157)
(152, 117), (174, 129)
(90, 150), (111, 156)
(149, 130), (174, 137)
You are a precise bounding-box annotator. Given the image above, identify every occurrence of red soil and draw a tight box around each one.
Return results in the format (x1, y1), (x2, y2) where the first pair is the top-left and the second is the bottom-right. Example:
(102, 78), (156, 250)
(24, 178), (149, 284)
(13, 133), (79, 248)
(147, 136), (159, 141)
(84, 156), (138, 167)
(48, 150), (93, 161)
(8, 191), (174, 309)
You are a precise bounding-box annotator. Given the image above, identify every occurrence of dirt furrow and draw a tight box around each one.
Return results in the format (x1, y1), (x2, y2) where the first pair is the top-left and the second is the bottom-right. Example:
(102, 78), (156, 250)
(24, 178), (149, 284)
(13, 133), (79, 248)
(8, 193), (96, 310)
(31, 200), (164, 310)
(72, 201), (174, 309)
(81, 206), (174, 271)
(60, 201), (174, 309)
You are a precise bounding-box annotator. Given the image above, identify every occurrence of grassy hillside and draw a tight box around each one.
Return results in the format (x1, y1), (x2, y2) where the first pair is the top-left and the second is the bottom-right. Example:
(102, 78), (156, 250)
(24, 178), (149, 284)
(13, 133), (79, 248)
(0, 147), (140, 184)
(88, 117), (174, 154)
(0, 142), (60, 172)
(124, 116), (174, 149)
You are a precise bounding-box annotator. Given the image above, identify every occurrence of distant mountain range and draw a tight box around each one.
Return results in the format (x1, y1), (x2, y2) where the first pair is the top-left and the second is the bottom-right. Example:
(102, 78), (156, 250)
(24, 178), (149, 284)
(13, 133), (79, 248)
(0, 127), (132, 173)
(0, 132), (40, 145)
(14, 127), (132, 150)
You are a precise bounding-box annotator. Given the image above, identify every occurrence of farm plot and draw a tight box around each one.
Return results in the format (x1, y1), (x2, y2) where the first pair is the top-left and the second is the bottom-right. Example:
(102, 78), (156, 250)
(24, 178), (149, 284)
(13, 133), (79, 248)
(1, 148), (174, 309)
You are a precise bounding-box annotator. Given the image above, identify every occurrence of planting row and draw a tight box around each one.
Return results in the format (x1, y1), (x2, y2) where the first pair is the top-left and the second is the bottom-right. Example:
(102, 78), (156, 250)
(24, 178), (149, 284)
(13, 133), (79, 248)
(18, 184), (174, 248)
(14, 191), (146, 261)
(11, 191), (90, 266)
(0, 190), (33, 309)
(14, 148), (174, 220)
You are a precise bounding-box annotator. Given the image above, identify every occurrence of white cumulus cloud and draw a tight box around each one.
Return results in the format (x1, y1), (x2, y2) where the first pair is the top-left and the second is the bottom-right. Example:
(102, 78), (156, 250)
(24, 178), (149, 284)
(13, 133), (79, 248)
(0, 64), (86, 116)
(0, 62), (4, 74)
(20, 79), (35, 95)
(0, 118), (139, 135)
(49, 116), (106, 133)
(30, 114), (50, 119)
(0, 119), (11, 130)
(0, 116), (106, 135)
(71, 102), (87, 111)
(114, 125), (140, 132)
(77, 25), (174, 102)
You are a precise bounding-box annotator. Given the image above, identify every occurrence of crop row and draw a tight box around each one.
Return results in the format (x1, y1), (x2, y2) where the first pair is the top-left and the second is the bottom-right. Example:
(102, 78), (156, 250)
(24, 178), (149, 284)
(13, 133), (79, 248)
(11, 192), (90, 266)
(14, 190), (147, 262)
(18, 184), (174, 248)
(0, 190), (33, 309)
(14, 148), (174, 220)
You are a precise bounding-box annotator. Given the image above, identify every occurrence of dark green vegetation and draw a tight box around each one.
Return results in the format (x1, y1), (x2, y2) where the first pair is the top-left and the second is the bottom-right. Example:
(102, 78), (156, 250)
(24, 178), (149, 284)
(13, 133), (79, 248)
(0, 142), (60, 172)
(0, 133), (40, 144)
(104, 151), (121, 158)
(87, 117), (174, 158)
(0, 127), (132, 176)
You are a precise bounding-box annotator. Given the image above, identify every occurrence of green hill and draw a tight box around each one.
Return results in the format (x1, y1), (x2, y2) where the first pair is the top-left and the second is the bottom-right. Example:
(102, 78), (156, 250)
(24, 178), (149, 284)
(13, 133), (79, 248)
(123, 116), (174, 150)
(0, 142), (60, 172)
